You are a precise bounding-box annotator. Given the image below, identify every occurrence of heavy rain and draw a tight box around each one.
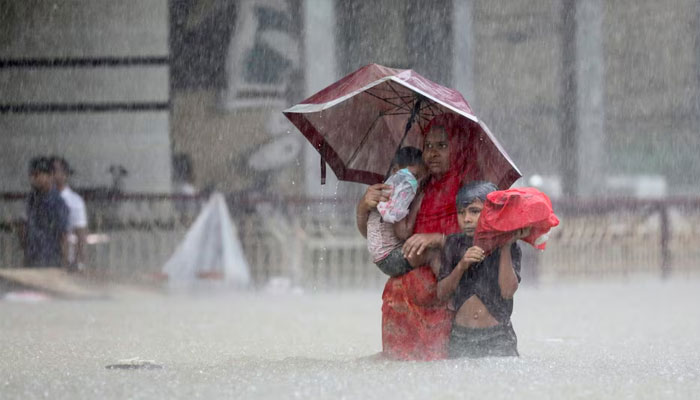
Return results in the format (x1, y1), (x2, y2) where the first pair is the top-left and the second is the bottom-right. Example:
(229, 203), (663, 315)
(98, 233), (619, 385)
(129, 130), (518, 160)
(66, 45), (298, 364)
(1, 0), (699, 399)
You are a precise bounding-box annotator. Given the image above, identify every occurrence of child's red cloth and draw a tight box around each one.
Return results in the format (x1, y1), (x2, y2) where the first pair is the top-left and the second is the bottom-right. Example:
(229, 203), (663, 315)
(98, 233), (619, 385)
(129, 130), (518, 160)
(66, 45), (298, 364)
(474, 187), (559, 254)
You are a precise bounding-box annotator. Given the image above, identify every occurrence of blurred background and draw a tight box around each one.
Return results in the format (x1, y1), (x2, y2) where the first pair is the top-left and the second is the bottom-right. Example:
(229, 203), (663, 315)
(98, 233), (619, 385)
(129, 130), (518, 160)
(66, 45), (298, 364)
(1, 0), (700, 287)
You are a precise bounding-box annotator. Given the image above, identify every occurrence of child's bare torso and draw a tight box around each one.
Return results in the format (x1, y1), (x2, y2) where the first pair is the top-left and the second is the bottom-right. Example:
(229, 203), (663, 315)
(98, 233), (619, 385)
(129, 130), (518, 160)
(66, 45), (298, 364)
(454, 295), (500, 328)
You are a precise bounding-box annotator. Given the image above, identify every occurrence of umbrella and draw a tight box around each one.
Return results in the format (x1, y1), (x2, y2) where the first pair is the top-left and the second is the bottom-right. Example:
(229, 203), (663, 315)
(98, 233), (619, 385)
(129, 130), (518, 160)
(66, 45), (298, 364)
(283, 63), (521, 188)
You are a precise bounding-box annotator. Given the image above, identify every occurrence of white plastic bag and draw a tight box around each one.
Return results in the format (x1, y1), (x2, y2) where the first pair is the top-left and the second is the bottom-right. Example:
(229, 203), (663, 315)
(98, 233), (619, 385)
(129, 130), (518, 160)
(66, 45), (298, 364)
(162, 192), (251, 288)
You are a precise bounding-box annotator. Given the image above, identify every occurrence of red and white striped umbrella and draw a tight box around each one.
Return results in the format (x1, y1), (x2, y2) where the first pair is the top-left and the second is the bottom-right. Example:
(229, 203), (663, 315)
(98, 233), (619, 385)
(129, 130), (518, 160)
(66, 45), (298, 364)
(283, 63), (521, 188)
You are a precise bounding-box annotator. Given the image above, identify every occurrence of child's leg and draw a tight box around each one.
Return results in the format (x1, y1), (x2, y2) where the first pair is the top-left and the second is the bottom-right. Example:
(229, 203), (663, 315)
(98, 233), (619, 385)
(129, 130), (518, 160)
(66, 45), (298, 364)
(375, 247), (414, 277)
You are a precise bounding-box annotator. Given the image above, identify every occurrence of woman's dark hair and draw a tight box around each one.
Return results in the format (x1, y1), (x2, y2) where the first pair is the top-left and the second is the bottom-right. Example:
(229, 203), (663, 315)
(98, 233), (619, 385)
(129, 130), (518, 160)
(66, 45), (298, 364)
(456, 181), (498, 209)
(392, 146), (423, 169)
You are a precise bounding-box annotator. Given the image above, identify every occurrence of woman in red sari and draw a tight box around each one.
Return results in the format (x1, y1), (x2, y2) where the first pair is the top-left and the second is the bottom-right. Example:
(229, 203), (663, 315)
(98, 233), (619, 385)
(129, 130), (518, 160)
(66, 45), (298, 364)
(357, 113), (478, 360)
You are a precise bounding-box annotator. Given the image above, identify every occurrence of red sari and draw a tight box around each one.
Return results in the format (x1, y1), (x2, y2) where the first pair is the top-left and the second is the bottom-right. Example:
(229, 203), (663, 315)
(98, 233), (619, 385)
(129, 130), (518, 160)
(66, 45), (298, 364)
(381, 114), (478, 360)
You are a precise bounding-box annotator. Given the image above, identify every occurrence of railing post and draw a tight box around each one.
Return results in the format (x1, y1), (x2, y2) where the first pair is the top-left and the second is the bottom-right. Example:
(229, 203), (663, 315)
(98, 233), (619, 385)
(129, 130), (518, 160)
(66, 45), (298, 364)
(659, 203), (671, 279)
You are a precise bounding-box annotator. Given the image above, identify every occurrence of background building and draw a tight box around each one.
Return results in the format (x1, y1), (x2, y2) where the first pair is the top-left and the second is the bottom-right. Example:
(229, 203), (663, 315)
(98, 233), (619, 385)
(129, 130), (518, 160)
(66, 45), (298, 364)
(2, 0), (699, 197)
(0, 0), (172, 193)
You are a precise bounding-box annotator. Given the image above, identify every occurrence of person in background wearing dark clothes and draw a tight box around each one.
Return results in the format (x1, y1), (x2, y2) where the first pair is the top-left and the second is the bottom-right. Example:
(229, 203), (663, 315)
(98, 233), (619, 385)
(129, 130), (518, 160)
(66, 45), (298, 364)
(437, 181), (530, 358)
(22, 157), (69, 268)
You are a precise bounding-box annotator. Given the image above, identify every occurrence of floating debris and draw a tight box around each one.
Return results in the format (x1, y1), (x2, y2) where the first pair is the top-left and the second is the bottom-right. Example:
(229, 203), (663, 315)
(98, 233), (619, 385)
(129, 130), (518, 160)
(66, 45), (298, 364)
(2, 291), (51, 303)
(105, 357), (163, 370)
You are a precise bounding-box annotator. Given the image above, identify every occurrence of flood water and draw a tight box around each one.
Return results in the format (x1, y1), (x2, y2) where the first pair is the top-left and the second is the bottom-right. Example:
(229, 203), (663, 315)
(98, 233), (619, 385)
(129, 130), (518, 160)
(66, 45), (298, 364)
(2, 279), (699, 399)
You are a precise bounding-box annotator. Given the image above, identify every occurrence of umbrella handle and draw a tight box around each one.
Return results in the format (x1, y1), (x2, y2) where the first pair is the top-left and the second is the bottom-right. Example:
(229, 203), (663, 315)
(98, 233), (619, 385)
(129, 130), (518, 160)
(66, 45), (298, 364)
(320, 142), (326, 185)
(404, 96), (423, 139)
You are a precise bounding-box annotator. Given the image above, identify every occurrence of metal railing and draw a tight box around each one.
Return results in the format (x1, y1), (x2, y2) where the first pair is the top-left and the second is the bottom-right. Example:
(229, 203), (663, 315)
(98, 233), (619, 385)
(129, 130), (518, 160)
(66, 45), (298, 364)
(2, 192), (699, 288)
(535, 197), (700, 281)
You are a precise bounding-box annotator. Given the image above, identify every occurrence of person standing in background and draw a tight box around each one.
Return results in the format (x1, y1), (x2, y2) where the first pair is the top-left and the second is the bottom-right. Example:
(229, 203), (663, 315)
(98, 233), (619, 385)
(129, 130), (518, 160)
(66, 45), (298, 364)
(23, 157), (69, 268)
(172, 153), (199, 224)
(51, 156), (88, 271)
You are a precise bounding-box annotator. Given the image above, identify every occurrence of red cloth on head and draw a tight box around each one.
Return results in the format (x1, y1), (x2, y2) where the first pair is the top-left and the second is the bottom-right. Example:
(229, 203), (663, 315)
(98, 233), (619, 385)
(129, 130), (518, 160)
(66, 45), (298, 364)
(413, 113), (479, 235)
(381, 113), (477, 361)
(473, 187), (559, 255)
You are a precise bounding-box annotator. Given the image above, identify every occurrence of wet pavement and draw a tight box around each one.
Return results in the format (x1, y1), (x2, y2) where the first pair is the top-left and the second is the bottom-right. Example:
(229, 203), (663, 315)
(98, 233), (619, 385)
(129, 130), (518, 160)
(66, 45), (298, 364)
(2, 279), (699, 399)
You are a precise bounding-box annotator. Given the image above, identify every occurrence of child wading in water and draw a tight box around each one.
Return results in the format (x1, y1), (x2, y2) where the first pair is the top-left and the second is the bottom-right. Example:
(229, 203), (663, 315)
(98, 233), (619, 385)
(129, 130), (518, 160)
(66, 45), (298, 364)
(437, 181), (530, 358)
(366, 147), (428, 277)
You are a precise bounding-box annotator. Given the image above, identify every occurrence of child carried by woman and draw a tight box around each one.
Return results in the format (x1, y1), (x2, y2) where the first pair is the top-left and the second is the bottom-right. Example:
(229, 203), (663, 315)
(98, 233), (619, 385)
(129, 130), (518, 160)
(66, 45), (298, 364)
(366, 147), (428, 277)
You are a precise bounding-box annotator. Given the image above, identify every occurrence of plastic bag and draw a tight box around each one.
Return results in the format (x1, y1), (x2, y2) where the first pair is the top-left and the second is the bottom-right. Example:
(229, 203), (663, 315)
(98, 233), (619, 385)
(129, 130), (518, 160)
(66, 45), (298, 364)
(474, 187), (559, 254)
(162, 192), (251, 288)
(376, 168), (418, 223)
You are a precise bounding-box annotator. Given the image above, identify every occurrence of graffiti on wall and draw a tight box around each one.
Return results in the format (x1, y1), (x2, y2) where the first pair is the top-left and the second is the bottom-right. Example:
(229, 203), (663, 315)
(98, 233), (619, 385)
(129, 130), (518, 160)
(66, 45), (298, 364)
(223, 0), (303, 109)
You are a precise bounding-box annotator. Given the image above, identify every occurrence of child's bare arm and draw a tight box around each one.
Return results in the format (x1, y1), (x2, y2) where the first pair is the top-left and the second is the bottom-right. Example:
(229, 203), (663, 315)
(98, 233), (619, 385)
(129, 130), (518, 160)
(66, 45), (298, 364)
(394, 192), (424, 240)
(497, 245), (519, 299)
(437, 246), (483, 301)
(356, 184), (391, 238)
(498, 228), (529, 299)
(427, 249), (441, 276)
(437, 261), (466, 301)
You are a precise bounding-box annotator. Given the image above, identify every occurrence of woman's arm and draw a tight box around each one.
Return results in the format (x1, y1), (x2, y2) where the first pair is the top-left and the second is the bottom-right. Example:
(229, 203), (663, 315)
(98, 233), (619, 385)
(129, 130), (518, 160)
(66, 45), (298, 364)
(356, 183), (391, 238)
(437, 246), (483, 301)
(394, 192), (424, 240)
(401, 232), (445, 260)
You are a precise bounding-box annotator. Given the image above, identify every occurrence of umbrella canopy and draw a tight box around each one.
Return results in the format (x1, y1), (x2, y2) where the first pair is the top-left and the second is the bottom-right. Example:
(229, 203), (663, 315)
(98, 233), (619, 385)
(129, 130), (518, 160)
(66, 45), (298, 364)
(283, 63), (521, 188)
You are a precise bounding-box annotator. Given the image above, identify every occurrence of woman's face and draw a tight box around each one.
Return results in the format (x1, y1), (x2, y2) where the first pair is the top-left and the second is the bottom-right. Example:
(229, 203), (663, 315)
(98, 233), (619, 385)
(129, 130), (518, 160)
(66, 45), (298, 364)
(423, 126), (450, 177)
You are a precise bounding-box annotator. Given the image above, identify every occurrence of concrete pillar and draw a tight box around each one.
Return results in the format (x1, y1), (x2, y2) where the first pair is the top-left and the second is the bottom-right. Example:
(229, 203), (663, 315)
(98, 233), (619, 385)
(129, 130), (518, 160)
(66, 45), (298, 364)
(574, 0), (605, 197)
(303, 0), (340, 197)
(560, 0), (605, 197)
(560, 0), (578, 197)
(452, 0), (475, 105)
(695, 0), (700, 123)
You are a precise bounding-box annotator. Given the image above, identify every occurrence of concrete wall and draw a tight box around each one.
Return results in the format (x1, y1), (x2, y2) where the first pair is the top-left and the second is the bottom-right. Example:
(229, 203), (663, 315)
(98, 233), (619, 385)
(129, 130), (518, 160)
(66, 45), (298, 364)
(469, 0), (700, 195)
(170, 91), (303, 194)
(5, 0), (698, 196)
(604, 0), (700, 193)
(0, 0), (172, 192)
(472, 1), (563, 182)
